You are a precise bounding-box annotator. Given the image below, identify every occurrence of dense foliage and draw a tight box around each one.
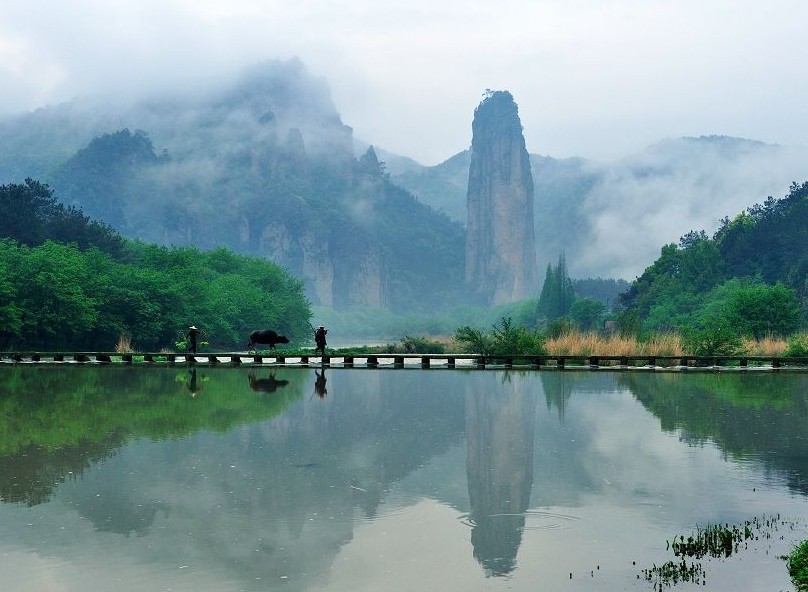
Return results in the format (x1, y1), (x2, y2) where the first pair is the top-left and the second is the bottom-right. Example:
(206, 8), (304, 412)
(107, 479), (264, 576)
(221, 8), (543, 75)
(0, 178), (124, 256)
(534, 253), (613, 332)
(618, 182), (808, 339)
(0, 180), (312, 351)
(0, 239), (311, 351)
(789, 538), (808, 591)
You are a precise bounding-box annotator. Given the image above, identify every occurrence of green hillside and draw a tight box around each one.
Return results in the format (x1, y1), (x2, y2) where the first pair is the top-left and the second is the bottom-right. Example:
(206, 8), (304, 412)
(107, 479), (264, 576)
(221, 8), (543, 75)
(0, 179), (311, 351)
(617, 181), (808, 338)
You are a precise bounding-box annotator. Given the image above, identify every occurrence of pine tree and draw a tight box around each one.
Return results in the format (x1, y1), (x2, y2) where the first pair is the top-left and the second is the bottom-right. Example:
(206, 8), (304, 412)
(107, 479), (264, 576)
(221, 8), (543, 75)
(536, 253), (575, 321)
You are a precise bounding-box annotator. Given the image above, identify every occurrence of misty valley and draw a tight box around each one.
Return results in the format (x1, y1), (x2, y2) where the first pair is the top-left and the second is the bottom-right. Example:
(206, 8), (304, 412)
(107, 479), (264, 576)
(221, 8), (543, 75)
(2, 54), (808, 592)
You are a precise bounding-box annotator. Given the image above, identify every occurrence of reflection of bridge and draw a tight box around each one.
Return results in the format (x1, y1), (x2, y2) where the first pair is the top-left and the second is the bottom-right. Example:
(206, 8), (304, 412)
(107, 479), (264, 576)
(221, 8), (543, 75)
(2, 352), (808, 370)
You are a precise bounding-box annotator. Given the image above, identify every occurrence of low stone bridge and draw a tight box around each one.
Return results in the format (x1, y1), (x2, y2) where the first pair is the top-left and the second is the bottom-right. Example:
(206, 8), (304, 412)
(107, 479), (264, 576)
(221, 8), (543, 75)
(2, 352), (808, 371)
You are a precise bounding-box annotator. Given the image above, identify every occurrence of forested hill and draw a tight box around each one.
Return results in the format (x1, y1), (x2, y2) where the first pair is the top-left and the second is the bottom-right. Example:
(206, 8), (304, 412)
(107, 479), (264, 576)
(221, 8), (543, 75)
(0, 180), (311, 351)
(617, 181), (808, 337)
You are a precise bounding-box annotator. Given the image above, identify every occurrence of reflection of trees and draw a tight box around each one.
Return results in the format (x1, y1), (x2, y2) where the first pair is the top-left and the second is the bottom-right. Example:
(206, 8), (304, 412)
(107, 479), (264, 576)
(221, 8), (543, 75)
(0, 367), (303, 506)
(62, 369), (468, 588)
(0, 437), (124, 506)
(465, 371), (537, 576)
(539, 372), (574, 419)
(622, 372), (808, 495)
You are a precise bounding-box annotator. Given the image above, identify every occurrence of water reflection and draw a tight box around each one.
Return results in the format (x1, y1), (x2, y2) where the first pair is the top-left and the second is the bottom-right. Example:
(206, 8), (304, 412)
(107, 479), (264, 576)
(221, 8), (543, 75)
(466, 372), (536, 576)
(0, 367), (807, 591)
(186, 367), (205, 397)
(314, 367), (328, 398)
(247, 370), (290, 393)
(621, 372), (808, 495)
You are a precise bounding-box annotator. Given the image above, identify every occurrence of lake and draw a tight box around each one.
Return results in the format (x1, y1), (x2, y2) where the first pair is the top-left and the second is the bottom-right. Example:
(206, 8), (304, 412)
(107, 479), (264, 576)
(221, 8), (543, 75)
(1, 365), (807, 591)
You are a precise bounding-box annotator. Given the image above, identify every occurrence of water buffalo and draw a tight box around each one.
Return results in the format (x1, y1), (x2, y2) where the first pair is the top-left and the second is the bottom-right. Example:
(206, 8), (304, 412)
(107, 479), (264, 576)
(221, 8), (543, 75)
(247, 329), (290, 351)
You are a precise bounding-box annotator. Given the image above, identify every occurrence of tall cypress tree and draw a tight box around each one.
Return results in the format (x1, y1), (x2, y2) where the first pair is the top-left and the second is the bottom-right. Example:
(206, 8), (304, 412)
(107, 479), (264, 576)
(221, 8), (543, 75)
(536, 253), (575, 321)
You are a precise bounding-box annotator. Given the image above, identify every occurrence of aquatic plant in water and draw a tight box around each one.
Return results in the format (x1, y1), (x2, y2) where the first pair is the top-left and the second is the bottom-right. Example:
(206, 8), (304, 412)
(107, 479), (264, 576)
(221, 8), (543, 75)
(641, 514), (795, 590)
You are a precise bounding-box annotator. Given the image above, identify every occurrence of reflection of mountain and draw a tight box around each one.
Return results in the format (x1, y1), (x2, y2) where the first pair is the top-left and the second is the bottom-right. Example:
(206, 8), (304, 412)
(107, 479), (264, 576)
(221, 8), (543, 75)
(54, 369), (468, 589)
(0, 367), (303, 506)
(622, 372), (808, 495)
(7, 368), (808, 589)
(465, 372), (537, 576)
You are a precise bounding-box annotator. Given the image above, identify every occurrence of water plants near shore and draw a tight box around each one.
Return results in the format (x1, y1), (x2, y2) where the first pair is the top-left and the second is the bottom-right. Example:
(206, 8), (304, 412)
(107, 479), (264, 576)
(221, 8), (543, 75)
(641, 515), (803, 590)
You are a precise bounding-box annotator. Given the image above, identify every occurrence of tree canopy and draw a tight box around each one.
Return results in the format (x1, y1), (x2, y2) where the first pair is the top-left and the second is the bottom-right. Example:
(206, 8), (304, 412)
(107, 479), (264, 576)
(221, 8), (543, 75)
(618, 182), (808, 337)
(0, 179), (311, 351)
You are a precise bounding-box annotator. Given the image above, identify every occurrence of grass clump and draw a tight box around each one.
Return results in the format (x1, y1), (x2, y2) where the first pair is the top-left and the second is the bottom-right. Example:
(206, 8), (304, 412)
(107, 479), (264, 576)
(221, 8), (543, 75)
(115, 333), (135, 353)
(789, 539), (808, 591)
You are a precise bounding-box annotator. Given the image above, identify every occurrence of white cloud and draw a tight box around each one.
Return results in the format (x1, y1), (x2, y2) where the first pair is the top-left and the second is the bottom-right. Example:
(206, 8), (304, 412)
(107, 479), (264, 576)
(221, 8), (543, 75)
(1, 0), (808, 164)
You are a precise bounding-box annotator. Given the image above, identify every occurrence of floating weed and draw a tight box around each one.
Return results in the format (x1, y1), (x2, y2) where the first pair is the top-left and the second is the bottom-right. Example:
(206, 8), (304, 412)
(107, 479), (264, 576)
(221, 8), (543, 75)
(641, 514), (802, 590)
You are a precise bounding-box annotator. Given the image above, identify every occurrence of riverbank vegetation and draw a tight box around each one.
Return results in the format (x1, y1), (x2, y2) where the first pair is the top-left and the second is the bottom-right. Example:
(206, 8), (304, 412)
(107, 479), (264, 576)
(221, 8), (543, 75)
(284, 326), (808, 360)
(789, 539), (808, 591)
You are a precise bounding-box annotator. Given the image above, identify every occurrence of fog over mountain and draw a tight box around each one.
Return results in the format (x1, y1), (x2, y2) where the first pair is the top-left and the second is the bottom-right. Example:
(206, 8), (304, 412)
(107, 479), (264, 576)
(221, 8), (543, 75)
(4, 1), (808, 168)
(390, 135), (808, 280)
(3, 56), (808, 289)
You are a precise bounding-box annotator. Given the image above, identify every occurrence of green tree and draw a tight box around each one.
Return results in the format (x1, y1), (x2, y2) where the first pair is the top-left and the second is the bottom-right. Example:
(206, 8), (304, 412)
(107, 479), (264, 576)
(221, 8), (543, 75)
(681, 318), (746, 356)
(0, 237), (312, 351)
(537, 253), (575, 322)
(713, 280), (801, 339)
(0, 179), (124, 256)
(15, 241), (98, 349)
(569, 298), (606, 331)
(0, 240), (23, 348)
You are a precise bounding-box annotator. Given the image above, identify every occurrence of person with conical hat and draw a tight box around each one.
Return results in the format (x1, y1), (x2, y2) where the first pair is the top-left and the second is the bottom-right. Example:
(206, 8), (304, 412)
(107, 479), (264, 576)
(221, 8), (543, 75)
(314, 325), (328, 357)
(187, 325), (201, 354)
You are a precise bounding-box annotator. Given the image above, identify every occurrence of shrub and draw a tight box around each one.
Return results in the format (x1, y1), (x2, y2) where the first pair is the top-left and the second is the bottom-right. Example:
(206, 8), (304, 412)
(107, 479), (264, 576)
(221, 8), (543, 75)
(454, 325), (493, 355)
(401, 334), (446, 354)
(455, 317), (545, 356)
(785, 333), (808, 358)
(681, 320), (746, 356)
(545, 317), (576, 339)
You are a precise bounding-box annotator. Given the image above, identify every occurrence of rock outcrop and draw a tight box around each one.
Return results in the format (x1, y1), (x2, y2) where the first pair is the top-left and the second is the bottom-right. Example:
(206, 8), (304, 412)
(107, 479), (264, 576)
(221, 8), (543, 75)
(28, 59), (465, 312)
(465, 91), (538, 305)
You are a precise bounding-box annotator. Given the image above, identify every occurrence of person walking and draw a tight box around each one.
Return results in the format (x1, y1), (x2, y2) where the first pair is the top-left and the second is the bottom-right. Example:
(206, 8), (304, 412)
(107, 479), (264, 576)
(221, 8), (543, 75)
(188, 325), (201, 354)
(314, 325), (328, 357)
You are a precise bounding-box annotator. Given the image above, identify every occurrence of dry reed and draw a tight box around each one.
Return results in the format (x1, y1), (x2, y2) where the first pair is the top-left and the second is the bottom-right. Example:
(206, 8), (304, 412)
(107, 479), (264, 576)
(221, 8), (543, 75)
(543, 331), (791, 357)
(742, 335), (788, 357)
(115, 333), (135, 354)
(545, 332), (685, 357)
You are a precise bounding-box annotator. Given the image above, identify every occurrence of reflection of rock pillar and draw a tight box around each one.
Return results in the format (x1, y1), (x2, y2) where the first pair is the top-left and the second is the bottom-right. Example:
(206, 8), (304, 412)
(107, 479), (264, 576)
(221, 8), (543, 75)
(465, 373), (537, 576)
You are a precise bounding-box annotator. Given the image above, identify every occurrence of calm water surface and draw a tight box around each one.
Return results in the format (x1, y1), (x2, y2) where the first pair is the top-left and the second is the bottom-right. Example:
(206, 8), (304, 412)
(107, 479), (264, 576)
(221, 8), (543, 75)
(1, 366), (807, 591)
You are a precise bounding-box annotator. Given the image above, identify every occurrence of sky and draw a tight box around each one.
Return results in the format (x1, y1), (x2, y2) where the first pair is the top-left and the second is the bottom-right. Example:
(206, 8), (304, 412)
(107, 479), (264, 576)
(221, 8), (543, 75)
(1, 0), (807, 166)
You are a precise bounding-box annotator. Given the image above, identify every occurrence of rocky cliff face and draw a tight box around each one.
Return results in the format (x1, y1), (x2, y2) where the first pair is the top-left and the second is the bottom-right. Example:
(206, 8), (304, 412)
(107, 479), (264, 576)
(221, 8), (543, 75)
(465, 91), (538, 305)
(26, 60), (466, 312)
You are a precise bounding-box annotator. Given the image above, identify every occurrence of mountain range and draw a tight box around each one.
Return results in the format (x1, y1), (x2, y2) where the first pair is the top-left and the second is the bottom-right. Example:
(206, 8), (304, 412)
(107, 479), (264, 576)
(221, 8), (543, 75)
(2, 57), (808, 310)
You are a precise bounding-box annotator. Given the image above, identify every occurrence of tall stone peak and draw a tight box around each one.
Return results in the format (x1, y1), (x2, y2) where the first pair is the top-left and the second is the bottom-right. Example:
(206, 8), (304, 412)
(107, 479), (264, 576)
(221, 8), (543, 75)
(465, 90), (538, 305)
